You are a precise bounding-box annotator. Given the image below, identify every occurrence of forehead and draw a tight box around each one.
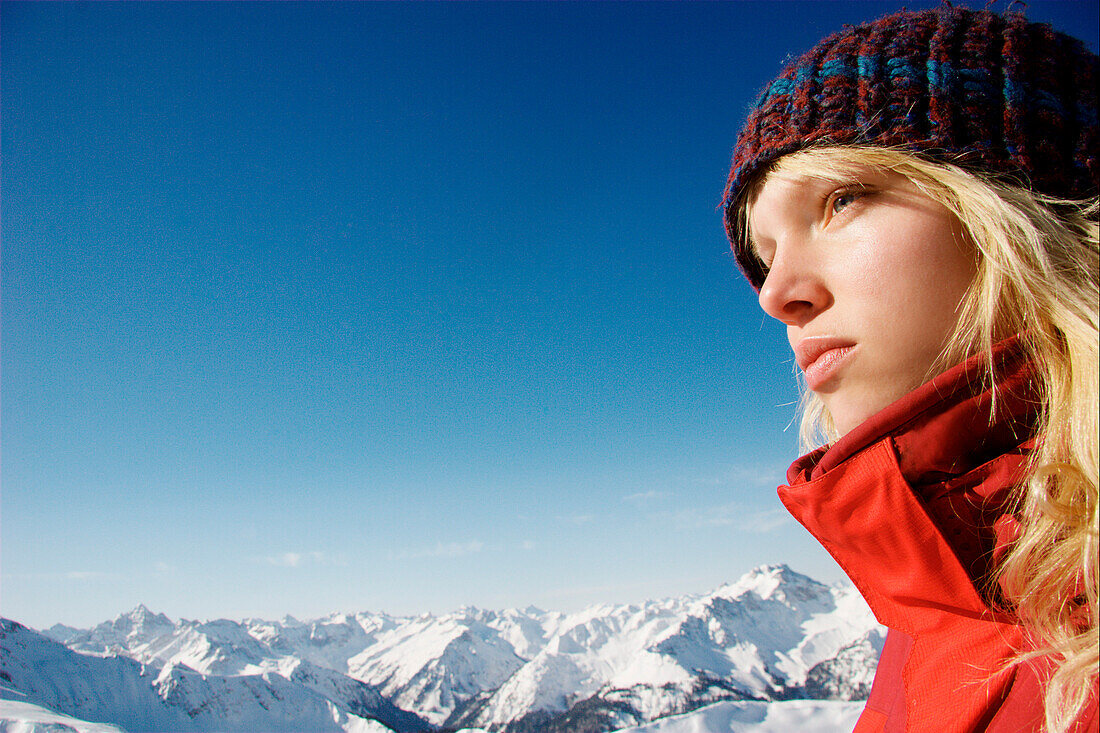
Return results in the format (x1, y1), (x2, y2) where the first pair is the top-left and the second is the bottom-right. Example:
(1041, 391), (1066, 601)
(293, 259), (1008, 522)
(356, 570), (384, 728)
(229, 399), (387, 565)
(751, 170), (829, 206)
(745, 171), (831, 241)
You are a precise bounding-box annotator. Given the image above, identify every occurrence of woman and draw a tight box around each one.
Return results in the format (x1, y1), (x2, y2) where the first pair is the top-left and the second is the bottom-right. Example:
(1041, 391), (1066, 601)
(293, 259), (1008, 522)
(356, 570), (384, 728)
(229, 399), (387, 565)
(722, 6), (1097, 733)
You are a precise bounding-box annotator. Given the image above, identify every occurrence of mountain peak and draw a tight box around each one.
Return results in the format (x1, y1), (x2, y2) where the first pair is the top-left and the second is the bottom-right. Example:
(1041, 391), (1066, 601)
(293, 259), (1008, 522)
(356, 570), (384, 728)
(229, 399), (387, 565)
(750, 562), (791, 576)
(42, 623), (84, 643)
(125, 604), (172, 625)
(92, 604), (176, 644)
(712, 564), (822, 602)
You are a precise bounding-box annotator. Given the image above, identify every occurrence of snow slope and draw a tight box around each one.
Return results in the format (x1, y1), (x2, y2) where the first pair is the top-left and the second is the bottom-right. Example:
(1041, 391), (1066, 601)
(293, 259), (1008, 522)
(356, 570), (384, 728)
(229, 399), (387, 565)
(613, 699), (864, 733)
(0, 700), (126, 733)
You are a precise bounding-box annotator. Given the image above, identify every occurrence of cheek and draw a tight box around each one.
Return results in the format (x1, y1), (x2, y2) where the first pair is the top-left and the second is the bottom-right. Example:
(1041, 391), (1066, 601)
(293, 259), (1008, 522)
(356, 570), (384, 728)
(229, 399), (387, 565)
(912, 223), (976, 318)
(857, 218), (974, 319)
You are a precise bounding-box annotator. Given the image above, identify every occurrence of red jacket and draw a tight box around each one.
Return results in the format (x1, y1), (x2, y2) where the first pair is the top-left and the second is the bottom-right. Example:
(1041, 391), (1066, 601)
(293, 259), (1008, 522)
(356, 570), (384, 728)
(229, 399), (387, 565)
(777, 339), (1098, 732)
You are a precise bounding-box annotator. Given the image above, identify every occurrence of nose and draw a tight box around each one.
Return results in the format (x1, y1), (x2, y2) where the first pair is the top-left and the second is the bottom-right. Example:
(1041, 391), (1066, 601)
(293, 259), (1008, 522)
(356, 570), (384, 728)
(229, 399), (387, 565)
(756, 245), (832, 326)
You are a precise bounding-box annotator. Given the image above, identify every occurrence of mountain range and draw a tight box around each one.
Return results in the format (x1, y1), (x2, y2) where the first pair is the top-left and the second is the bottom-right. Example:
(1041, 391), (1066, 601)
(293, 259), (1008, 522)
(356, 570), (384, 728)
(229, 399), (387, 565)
(1, 564), (882, 732)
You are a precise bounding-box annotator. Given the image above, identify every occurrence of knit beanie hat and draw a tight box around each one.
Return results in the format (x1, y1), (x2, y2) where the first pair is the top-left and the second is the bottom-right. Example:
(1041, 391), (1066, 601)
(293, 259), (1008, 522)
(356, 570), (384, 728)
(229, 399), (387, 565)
(723, 5), (1099, 289)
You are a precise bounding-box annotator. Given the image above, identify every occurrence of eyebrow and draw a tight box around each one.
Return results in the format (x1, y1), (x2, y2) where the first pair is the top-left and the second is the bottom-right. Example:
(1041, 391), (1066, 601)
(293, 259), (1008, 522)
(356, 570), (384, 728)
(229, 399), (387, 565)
(746, 229), (765, 261)
(741, 188), (773, 264)
(738, 201), (764, 262)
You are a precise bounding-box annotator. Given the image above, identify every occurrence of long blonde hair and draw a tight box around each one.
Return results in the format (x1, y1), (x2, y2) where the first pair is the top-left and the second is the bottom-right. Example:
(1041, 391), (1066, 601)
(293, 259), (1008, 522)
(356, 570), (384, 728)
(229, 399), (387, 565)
(738, 146), (1099, 732)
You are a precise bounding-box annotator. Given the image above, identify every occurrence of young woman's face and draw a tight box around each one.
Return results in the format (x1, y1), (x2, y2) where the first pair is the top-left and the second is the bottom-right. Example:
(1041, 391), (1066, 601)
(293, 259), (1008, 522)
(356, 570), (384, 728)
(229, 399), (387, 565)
(747, 162), (976, 436)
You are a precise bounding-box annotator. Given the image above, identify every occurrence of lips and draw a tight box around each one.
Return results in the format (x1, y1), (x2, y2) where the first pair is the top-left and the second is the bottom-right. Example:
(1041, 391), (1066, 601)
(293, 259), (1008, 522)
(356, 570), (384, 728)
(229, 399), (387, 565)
(794, 337), (857, 390)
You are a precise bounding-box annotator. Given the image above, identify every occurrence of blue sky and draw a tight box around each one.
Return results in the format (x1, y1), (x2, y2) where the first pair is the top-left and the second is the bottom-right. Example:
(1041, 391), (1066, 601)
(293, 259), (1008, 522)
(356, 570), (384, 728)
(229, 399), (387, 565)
(4, 1), (1097, 630)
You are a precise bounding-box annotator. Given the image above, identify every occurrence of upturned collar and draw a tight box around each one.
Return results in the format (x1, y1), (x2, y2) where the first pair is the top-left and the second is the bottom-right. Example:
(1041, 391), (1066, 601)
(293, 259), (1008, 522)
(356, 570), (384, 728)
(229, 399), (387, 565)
(787, 335), (1039, 490)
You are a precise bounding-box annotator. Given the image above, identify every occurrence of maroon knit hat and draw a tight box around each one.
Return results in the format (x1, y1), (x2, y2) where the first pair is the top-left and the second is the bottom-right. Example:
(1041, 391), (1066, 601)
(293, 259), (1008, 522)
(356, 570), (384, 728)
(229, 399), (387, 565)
(723, 6), (1099, 289)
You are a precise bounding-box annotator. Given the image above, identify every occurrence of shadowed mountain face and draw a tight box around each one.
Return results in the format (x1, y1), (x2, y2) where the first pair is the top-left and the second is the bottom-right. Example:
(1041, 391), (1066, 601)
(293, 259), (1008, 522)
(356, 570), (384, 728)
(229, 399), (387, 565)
(6, 565), (882, 733)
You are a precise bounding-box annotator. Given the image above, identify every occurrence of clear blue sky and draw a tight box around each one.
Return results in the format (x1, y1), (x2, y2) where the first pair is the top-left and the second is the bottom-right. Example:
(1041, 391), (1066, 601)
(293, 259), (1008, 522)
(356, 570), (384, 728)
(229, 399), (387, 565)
(4, 1), (1097, 630)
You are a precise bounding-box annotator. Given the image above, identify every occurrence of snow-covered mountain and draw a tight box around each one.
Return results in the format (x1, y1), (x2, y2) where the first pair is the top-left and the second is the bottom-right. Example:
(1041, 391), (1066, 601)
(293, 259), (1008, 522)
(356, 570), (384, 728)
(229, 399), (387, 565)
(4, 564), (883, 733)
(0, 619), (425, 733)
(447, 565), (881, 732)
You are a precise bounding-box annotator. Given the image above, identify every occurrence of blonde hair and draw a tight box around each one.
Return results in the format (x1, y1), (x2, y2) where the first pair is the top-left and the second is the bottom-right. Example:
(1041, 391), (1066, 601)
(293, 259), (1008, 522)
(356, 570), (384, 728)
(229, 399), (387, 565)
(739, 146), (1099, 732)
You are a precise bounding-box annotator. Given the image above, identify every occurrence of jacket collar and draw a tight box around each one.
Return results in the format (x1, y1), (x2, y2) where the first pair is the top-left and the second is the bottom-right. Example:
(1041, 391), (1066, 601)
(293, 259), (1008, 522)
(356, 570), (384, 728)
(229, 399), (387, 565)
(777, 335), (1039, 632)
(775, 339), (1057, 733)
(787, 335), (1038, 491)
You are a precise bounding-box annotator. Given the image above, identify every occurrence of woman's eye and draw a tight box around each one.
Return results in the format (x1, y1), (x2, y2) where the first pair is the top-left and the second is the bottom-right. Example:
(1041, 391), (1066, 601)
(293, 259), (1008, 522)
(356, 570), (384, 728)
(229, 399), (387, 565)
(830, 191), (858, 213)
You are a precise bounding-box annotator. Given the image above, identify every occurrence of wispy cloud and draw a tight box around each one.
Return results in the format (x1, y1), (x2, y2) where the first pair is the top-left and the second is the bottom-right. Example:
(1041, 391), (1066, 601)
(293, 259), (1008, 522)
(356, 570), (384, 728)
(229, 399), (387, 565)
(5, 570), (115, 581)
(262, 551), (345, 568)
(64, 571), (109, 580)
(520, 540), (536, 551)
(623, 490), (670, 505)
(267, 552), (304, 568)
(566, 514), (594, 525)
